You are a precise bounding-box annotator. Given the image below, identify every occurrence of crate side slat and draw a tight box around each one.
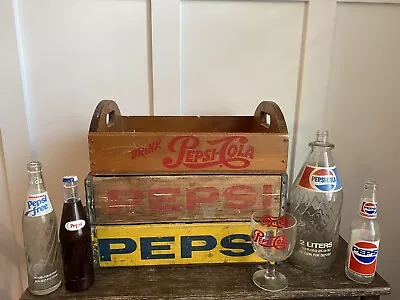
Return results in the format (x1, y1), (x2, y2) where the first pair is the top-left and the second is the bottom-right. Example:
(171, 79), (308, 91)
(89, 174), (282, 225)
(88, 133), (288, 175)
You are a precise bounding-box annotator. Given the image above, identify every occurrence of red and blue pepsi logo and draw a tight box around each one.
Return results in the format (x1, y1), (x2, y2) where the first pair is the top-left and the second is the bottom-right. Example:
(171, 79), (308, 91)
(298, 166), (342, 193)
(348, 241), (379, 276)
(360, 201), (377, 218)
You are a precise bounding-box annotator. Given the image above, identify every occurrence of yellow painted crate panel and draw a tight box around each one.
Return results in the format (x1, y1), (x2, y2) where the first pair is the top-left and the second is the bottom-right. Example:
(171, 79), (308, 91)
(93, 222), (264, 267)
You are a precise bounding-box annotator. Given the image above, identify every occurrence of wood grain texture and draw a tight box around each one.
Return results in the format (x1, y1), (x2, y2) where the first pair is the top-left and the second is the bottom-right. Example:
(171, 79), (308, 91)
(19, 237), (390, 300)
(88, 132), (288, 175)
(88, 100), (289, 175)
(89, 100), (122, 133)
(86, 174), (282, 224)
(90, 101), (288, 134)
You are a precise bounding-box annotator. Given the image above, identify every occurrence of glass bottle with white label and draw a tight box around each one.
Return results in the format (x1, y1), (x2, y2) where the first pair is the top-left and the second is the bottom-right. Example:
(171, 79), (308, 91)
(22, 161), (61, 295)
(59, 176), (94, 292)
(288, 130), (343, 273)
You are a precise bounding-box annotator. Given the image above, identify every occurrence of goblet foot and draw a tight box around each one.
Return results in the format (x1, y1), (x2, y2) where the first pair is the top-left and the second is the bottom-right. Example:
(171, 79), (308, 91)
(252, 269), (288, 292)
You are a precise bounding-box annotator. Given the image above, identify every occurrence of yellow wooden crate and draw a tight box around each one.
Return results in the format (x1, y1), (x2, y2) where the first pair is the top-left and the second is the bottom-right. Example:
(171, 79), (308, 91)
(92, 222), (264, 267)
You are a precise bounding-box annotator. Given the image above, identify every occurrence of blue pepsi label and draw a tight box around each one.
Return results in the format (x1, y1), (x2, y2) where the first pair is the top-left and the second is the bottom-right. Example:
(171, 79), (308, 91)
(24, 192), (53, 217)
(298, 165), (342, 193)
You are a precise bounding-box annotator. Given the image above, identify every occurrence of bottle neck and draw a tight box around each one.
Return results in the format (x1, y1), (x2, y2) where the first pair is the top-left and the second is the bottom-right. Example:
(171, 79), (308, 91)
(359, 181), (378, 219)
(305, 130), (336, 167)
(361, 188), (376, 202)
(27, 171), (46, 193)
(309, 130), (334, 149)
(63, 182), (81, 204)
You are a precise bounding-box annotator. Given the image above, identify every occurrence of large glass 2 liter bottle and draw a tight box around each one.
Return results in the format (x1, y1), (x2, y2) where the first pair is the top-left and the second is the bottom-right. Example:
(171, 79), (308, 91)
(289, 130), (343, 273)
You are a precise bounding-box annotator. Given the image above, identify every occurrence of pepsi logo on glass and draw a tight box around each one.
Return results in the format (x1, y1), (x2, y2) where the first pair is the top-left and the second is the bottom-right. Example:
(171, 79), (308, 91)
(65, 220), (86, 231)
(298, 165), (342, 193)
(348, 241), (379, 276)
(360, 201), (377, 218)
(24, 192), (54, 217)
(252, 229), (288, 250)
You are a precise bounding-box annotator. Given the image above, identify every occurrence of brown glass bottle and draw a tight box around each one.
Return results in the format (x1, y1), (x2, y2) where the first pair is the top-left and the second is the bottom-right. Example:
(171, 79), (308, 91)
(59, 176), (94, 292)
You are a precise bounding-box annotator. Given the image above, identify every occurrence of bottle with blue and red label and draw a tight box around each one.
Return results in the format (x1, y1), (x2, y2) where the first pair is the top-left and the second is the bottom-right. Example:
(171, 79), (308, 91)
(288, 130), (343, 272)
(345, 181), (380, 284)
(22, 161), (61, 295)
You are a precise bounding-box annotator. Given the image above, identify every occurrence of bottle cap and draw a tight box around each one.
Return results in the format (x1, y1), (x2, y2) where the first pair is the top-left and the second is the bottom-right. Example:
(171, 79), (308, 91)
(63, 176), (78, 183)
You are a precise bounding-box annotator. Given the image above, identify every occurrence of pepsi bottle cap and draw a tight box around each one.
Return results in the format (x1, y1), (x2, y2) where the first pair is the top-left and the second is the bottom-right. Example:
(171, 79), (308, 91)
(63, 176), (78, 183)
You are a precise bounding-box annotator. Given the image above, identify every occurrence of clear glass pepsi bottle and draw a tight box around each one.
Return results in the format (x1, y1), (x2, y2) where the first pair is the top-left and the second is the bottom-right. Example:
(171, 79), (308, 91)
(59, 176), (94, 292)
(22, 161), (61, 295)
(289, 130), (343, 272)
(345, 181), (380, 284)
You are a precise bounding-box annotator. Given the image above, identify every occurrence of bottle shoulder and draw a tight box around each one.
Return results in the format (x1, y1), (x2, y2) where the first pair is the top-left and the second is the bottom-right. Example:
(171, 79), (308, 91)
(60, 201), (88, 223)
(27, 185), (48, 194)
(350, 217), (380, 238)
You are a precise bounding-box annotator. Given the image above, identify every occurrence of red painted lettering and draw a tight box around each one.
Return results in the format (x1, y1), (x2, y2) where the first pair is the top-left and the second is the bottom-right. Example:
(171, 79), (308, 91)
(138, 147), (144, 156)
(163, 136), (200, 168)
(148, 140), (161, 153)
(227, 144), (238, 157)
(211, 136), (252, 169)
(185, 150), (195, 163)
(105, 182), (278, 215)
(130, 140), (162, 160)
(186, 187), (219, 210)
(163, 135), (254, 170)
(260, 215), (289, 228)
(252, 230), (288, 250)
(203, 149), (213, 162)
(273, 235), (288, 250)
(223, 185), (256, 209)
(262, 185), (272, 208)
(237, 144), (245, 156)
(148, 188), (181, 212)
(210, 149), (217, 161)
(252, 229), (265, 244)
(194, 150), (203, 162)
(245, 147), (254, 159)
(107, 190), (144, 209)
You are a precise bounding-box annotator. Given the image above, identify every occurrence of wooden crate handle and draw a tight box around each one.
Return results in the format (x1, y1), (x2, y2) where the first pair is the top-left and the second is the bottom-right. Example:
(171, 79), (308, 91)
(253, 101), (288, 134)
(89, 100), (122, 132)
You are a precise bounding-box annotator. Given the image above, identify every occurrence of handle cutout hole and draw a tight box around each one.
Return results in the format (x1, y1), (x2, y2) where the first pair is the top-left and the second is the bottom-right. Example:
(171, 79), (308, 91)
(106, 111), (115, 127)
(260, 111), (271, 129)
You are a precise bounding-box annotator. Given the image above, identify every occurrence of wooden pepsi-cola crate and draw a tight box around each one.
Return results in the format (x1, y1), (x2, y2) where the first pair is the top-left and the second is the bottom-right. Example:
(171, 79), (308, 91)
(88, 100), (289, 175)
(85, 99), (289, 267)
(84, 173), (288, 267)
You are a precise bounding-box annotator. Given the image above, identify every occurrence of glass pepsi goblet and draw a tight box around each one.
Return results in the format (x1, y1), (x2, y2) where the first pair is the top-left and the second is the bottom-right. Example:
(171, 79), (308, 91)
(250, 209), (297, 291)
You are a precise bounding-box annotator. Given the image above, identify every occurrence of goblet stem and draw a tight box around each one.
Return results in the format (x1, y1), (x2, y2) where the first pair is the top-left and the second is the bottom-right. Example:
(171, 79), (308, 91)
(265, 261), (276, 279)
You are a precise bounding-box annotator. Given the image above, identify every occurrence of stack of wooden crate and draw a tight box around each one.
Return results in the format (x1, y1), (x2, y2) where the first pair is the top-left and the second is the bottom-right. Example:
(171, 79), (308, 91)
(85, 100), (289, 268)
